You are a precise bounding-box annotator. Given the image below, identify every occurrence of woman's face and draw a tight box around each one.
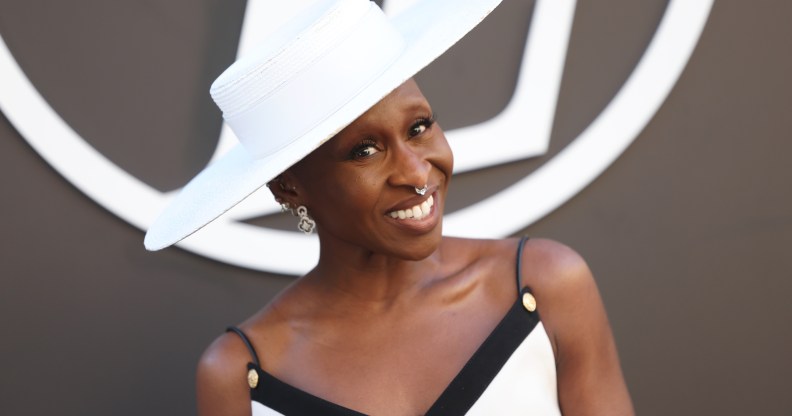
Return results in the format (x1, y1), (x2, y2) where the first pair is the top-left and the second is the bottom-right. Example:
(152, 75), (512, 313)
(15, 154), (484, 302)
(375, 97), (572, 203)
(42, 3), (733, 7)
(284, 79), (453, 260)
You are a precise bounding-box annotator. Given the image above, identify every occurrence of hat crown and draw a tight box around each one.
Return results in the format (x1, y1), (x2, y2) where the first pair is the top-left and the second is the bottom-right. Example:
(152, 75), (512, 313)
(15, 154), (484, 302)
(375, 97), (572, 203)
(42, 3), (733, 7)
(210, 0), (367, 118)
(207, 0), (405, 159)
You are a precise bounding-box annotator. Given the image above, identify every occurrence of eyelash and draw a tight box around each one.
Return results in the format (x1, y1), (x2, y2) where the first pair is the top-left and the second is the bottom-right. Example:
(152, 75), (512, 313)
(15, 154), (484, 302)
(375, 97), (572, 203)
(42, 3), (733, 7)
(409, 114), (436, 138)
(349, 138), (379, 160)
(347, 114), (437, 160)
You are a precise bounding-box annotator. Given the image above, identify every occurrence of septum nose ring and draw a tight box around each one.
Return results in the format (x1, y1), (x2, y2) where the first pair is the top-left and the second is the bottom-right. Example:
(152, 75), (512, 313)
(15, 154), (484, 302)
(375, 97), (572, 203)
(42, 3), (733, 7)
(414, 185), (428, 196)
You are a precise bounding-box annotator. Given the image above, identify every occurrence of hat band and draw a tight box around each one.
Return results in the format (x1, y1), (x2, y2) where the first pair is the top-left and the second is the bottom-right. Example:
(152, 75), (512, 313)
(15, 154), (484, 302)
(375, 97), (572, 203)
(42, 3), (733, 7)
(225, 3), (406, 159)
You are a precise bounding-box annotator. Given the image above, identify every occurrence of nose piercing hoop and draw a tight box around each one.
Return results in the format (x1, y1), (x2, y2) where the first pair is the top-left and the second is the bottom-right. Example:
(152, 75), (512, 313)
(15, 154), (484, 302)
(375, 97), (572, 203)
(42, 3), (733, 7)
(414, 185), (428, 196)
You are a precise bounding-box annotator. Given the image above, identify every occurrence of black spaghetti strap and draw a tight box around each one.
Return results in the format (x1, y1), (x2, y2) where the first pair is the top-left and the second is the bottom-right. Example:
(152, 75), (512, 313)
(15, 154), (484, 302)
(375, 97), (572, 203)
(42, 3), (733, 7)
(226, 326), (261, 366)
(515, 236), (530, 295)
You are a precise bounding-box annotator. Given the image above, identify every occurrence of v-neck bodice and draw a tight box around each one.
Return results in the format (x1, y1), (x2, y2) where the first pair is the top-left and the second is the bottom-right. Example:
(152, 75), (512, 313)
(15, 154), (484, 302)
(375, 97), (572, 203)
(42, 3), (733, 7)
(228, 238), (561, 415)
(243, 289), (559, 416)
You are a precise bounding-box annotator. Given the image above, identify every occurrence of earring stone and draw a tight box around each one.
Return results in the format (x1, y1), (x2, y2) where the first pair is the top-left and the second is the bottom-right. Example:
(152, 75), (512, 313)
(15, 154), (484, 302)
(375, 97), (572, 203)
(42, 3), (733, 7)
(296, 205), (316, 235)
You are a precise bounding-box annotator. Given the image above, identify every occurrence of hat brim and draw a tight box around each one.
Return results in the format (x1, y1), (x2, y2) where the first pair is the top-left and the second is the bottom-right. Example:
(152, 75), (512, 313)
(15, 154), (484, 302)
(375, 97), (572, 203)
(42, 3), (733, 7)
(144, 0), (502, 251)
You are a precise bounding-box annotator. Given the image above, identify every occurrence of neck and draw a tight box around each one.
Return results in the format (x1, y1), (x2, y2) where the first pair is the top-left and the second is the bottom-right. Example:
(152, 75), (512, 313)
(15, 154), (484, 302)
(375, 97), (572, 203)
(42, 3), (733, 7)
(306, 235), (446, 308)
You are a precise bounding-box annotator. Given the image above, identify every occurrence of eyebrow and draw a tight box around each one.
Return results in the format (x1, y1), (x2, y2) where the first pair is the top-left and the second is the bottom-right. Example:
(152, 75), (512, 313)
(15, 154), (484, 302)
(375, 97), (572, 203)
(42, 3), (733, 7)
(399, 96), (432, 113)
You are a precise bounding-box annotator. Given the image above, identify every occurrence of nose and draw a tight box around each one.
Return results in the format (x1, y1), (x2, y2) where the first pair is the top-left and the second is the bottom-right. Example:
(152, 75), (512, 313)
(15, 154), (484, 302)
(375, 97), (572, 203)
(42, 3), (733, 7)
(387, 142), (431, 190)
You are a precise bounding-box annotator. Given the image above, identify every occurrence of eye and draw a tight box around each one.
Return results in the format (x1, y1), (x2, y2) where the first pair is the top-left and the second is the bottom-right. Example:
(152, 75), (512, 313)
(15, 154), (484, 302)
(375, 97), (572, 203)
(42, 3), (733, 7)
(408, 115), (436, 138)
(348, 139), (379, 160)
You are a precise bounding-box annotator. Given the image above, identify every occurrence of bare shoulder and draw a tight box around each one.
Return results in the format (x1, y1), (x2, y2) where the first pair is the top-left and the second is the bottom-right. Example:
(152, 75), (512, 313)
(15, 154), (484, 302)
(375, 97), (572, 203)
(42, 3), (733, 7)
(518, 238), (634, 415)
(195, 331), (255, 416)
(521, 238), (591, 286)
(516, 238), (602, 347)
(194, 286), (303, 415)
(439, 237), (594, 307)
(438, 236), (519, 288)
(519, 237), (593, 291)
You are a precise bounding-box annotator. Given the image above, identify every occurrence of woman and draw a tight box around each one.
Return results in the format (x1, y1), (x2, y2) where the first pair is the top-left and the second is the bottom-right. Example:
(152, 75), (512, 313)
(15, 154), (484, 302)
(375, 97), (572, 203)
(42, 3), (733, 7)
(145, 0), (633, 414)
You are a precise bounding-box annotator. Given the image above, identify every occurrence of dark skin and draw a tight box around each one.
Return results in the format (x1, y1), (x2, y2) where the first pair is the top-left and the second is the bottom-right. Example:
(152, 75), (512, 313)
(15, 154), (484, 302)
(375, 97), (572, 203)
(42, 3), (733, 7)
(196, 79), (634, 415)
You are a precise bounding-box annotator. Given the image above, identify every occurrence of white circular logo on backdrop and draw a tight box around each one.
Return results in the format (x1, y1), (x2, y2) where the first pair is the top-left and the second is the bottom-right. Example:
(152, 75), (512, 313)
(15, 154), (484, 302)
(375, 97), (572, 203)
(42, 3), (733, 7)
(0, 0), (713, 274)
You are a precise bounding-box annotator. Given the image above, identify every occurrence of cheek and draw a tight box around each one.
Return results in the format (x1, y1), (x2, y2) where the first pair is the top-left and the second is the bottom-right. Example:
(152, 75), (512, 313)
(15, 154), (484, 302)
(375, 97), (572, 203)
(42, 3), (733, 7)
(346, 173), (383, 210)
(306, 170), (382, 222)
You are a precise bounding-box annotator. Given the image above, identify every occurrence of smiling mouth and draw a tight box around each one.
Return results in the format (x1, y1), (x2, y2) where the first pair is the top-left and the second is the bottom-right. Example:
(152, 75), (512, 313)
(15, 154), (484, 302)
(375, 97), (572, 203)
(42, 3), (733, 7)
(387, 195), (434, 220)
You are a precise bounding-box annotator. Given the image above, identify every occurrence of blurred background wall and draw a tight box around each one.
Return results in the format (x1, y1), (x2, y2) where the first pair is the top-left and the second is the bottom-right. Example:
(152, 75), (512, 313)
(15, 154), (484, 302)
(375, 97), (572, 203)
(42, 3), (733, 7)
(1, 0), (790, 414)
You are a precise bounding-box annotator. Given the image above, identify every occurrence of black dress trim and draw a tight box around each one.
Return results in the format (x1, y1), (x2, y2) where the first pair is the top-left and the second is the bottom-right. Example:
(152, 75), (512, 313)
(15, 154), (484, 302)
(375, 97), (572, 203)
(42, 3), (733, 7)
(226, 326), (260, 366)
(424, 290), (539, 415)
(515, 236), (530, 293)
(248, 294), (540, 416)
(241, 236), (540, 415)
(250, 365), (368, 415)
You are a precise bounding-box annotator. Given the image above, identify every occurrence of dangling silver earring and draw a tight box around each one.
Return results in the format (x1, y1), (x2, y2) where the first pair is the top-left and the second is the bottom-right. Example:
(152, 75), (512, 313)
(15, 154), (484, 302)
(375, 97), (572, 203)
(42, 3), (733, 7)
(296, 205), (315, 235)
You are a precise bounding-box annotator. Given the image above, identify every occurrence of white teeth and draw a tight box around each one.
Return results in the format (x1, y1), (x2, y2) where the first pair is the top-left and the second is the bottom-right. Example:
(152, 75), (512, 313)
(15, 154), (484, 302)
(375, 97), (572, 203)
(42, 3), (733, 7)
(388, 194), (435, 221)
(420, 201), (430, 216)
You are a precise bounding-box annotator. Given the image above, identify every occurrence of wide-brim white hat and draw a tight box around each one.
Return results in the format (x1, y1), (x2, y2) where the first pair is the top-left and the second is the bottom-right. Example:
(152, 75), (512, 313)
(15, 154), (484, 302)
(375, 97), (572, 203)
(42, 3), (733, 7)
(144, 0), (502, 251)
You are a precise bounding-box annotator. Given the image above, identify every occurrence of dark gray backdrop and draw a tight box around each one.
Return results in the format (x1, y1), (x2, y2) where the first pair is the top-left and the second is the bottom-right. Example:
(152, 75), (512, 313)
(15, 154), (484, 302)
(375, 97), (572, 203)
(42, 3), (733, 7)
(1, 0), (790, 414)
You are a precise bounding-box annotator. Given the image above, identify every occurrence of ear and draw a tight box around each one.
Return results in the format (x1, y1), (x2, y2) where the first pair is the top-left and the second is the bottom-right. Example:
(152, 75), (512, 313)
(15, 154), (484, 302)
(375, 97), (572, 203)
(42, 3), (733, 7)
(267, 170), (303, 209)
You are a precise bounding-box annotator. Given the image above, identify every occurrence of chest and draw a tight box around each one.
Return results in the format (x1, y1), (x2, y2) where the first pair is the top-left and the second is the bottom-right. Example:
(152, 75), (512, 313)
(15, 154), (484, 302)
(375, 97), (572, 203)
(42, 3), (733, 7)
(250, 298), (557, 415)
(263, 300), (519, 415)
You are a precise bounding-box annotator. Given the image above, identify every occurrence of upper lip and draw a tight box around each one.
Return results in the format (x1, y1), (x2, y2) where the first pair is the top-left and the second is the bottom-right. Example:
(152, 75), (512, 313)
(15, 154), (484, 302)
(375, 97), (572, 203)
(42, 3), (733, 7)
(385, 187), (437, 213)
